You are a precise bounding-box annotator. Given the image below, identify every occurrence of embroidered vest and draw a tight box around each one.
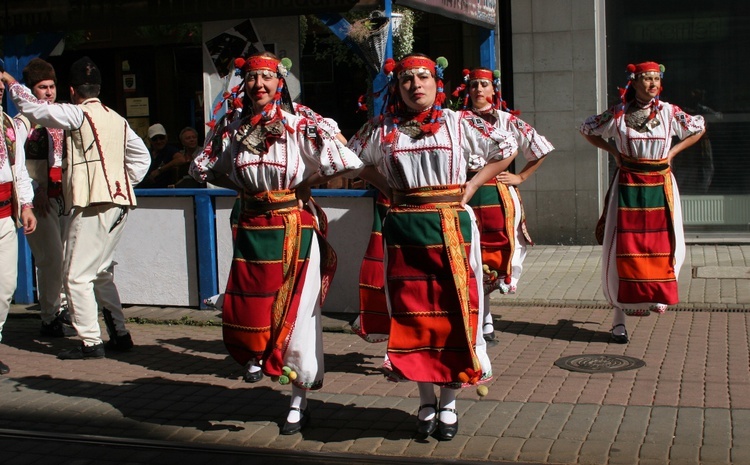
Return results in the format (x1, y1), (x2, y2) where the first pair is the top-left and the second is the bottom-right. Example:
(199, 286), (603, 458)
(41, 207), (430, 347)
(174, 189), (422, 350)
(16, 114), (51, 194)
(64, 101), (137, 213)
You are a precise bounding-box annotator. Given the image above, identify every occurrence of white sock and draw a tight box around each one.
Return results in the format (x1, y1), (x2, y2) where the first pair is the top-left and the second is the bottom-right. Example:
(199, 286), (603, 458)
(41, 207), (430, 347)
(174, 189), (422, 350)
(612, 307), (627, 336)
(438, 387), (458, 424)
(245, 360), (261, 373)
(287, 385), (307, 423)
(482, 294), (494, 333)
(417, 382), (437, 421)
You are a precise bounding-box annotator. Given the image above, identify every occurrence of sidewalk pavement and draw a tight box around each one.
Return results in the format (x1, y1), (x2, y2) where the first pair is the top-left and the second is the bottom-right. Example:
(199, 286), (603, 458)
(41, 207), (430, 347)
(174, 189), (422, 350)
(2, 244), (749, 464)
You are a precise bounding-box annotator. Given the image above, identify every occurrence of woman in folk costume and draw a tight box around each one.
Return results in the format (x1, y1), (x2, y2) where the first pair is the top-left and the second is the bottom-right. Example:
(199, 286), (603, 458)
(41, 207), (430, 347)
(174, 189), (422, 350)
(454, 68), (554, 342)
(189, 52), (363, 434)
(348, 53), (518, 440)
(580, 61), (705, 344)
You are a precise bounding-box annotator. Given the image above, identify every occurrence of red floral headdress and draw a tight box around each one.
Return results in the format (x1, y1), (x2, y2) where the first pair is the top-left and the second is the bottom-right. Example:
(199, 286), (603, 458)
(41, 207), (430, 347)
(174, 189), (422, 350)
(377, 55), (448, 142)
(452, 68), (519, 115)
(616, 61), (665, 119)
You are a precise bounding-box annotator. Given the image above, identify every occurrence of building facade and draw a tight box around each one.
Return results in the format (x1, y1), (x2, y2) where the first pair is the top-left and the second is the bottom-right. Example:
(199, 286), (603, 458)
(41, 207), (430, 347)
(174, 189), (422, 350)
(510, 0), (750, 244)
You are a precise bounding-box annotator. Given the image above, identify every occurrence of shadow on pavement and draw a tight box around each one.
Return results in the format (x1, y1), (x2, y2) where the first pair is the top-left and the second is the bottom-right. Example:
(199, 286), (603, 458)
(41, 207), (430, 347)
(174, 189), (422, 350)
(496, 317), (610, 342)
(5, 376), (417, 442)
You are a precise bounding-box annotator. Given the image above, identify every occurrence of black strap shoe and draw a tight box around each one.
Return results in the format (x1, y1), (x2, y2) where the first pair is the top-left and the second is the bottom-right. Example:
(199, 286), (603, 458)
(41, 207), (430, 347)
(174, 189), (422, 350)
(243, 369), (264, 383)
(416, 403), (438, 437)
(438, 407), (458, 440)
(0, 360), (9, 374)
(280, 407), (309, 435)
(610, 324), (629, 344)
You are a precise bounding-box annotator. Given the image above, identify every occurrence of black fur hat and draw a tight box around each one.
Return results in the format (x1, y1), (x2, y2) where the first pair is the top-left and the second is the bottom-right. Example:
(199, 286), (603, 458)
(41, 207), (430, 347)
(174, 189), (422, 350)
(22, 58), (57, 88)
(69, 56), (101, 86)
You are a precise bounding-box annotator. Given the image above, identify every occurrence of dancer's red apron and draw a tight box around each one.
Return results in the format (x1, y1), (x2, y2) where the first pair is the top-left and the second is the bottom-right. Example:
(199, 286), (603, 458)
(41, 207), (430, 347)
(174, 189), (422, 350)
(615, 156), (678, 305)
(384, 185), (484, 385)
(222, 189), (336, 377)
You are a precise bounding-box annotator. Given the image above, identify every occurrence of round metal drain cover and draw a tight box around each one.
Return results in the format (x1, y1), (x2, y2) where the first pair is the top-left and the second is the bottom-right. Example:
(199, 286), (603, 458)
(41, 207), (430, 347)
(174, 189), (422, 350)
(554, 354), (645, 373)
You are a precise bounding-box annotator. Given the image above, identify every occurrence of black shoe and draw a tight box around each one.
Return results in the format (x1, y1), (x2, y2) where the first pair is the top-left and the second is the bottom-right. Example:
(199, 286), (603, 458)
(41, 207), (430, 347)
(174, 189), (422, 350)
(243, 369), (264, 383)
(0, 360), (9, 374)
(58, 343), (105, 360)
(416, 403), (438, 437)
(482, 323), (496, 342)
(610, 324), (629, 344)
(280, 407), (309, 435)
(105, 332), (134, 352)
(58, 306), (72, 325)
(40, 319), (66, 337)
(437, 407), (458, 440)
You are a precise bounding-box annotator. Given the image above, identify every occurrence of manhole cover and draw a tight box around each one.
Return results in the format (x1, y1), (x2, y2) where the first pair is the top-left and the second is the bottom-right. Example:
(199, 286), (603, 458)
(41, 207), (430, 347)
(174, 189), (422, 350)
(554, 354), (645, 373)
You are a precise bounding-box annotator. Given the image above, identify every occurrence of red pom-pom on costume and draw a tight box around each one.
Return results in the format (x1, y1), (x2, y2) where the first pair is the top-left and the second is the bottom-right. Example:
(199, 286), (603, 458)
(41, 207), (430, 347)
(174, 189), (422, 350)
(383, 58), (396, 75)
(626, 63), (636, 73)
(462, 68), (470, 77)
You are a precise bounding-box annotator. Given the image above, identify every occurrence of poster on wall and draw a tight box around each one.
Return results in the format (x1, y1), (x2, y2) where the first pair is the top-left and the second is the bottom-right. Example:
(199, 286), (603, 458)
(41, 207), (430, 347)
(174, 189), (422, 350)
(205, 19), (265, 77)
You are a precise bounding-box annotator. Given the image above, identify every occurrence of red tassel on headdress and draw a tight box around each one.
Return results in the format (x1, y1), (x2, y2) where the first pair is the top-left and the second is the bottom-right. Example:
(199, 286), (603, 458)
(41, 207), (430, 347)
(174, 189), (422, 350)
(357, 94), (368, 112)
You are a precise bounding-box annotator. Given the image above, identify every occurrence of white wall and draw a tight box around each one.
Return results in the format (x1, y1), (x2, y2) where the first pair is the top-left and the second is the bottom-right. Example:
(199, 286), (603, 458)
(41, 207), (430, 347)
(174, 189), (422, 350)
(115, 194), (373, 313)
(115, 197), (200, 307)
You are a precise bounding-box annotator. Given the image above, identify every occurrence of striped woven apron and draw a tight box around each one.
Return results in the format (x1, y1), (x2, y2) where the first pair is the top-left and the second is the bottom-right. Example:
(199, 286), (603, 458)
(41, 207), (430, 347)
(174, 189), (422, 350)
(355, 191), (391, 341)
(467, 171), (532, 287)
(616, 156), (678, 305)
(384, 185), (484, 385)
(222, 189), (336, 377)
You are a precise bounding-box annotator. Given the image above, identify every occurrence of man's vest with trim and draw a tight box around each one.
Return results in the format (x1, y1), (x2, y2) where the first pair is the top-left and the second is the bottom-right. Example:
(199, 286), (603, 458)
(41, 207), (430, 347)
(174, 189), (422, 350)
(15, 114), (50, 192)
(64, 101), (137, 213)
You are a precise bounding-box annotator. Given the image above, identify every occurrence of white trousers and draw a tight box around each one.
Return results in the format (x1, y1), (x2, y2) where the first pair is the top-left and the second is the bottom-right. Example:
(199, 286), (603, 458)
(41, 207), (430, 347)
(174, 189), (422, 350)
(63, 205), (129, 346)
(0, 216), (18, 343)
(26, 197), (69, 323)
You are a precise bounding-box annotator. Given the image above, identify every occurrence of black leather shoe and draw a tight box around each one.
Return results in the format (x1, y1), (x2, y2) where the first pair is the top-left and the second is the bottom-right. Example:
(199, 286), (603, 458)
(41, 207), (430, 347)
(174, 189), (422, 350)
(40, 319), (66, 337)
(438, 407), (458, 440)
(0, 360), (9, 374)
(280, 407), (309, 435)
(105, 332), (134, 352)
(416, 403), (438, 437)
(243, 369), (264, 383)
(58, 343), (105, 360)
(610, 324), (629, 344)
